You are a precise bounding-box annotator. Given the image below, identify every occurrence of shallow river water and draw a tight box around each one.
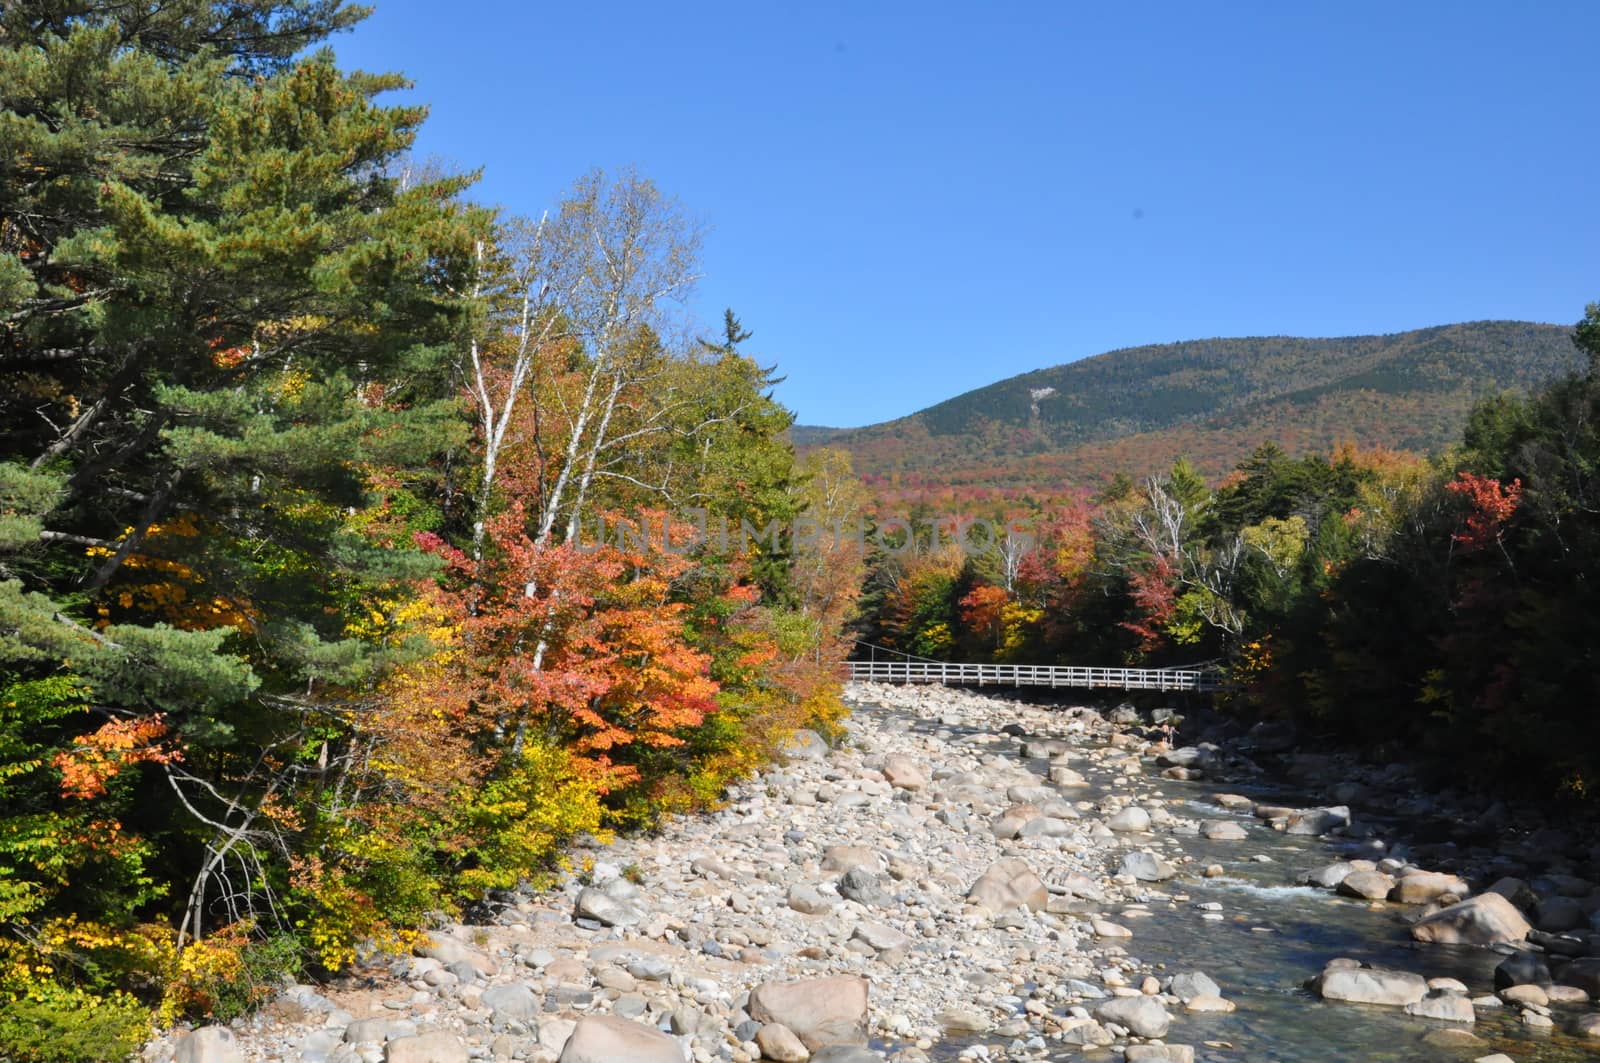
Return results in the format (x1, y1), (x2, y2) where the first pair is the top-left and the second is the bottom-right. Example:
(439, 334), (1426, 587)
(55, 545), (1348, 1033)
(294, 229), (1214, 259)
(888, 703), (1600, 1063)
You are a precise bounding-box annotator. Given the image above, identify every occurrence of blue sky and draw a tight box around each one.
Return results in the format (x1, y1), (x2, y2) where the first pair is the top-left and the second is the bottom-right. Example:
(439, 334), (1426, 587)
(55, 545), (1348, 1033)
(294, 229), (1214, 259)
(334, 2), (1600, 427)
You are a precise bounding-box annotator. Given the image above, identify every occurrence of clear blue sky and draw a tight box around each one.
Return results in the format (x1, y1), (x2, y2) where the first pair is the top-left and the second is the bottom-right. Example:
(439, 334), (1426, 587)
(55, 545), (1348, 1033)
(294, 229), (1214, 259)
(333, 1), (1600, 428)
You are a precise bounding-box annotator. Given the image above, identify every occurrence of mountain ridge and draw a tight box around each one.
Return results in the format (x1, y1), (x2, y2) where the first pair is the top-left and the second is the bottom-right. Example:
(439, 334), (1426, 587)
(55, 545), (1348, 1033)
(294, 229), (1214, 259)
(792, 320), (1582, 500)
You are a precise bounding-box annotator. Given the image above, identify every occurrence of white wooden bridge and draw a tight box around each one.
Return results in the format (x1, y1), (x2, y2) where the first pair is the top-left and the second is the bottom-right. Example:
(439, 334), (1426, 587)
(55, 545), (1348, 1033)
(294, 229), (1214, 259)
(846, 659), (1222, 693)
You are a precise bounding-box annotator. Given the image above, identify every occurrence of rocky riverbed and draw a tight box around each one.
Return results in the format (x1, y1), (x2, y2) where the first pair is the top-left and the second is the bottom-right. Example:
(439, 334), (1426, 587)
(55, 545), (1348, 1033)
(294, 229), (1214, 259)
(147, 684), (1600, 1063)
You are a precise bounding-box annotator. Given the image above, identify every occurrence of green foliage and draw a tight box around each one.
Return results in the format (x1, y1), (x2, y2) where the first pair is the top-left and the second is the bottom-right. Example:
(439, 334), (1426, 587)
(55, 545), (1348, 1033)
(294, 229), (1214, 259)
(0, 984), (149, 1063)
(207, 933), (304, 1023)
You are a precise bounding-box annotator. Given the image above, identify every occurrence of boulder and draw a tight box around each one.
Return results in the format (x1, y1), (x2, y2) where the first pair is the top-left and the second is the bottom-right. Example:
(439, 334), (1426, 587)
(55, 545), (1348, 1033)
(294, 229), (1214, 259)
(557, 1015), (682, 1063)
(1405, 992), (1475, 1023)
(481, 983), (539, 1025)
(1202, 820), (1247, 841)
(881, 754), (926, 790)
(1307, 862), (1355, 889)
(755, 1023), (810, 1062)
(782, 729), (829, 760)
(1119, 851), (1177, 883)
(174, 1027), (244, 1063)
(967, 857), (1048, 912)
(1535, 895), (1586, 932)
(808, 1049), (882, 1063)
(1168, 971), (1220, 1003)
(1411, 893), (1532, 945)
(1493, 951), (1551, 989)
(837, 867), (892, 907)
(748, 975), (869, 1051)
(1559, 957), (1600, 997)
(574, 887), (642, 927)
(1106, 806), (1151, 833)
(820, 846), (882, 874)
(1124, 1048), (1196, 1063)
(1094, 996), (1171, 1038)
(850, 920), (909, 959)
(1285, 806), (1351, 836)
(385, 1032), (469, 1063)
(991, 804), (1040, 839)
(1337, 869), (1395, 901)
(1390, 871), (1470, 905)
(1315, 965), (1429, 1007)
(345, 1019), (416, 1043)
(788, 883), (836, 915)
(415, 931), (497, 977)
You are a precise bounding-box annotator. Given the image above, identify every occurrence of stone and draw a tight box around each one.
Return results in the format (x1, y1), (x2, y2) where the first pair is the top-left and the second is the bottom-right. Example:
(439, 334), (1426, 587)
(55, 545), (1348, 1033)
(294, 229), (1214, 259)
(1184, 994), (1235, 1013)
(837, 866), (892, 906)
(755, 1023), (810, 1062)
(416, 931), (497, 977)
(174, 1027), (244, 1063)
(788, 883), (836, 915)
(881, 754), (926, 790)
(1485, 877), (1536, 910)
(747, 975), (869, 1051)
(574, 887), (642, 928)
(556, 1015), (682, 1063)
(1016, 815), (1074, 838)
(1574, 1013), (1600, 1039)
(1500, 985), (1547, 1007)
(851, 921), (909, 957)
(1124, 1048), (1196, 1063)
(1559, 957), (1600, 997)
(481, 983), (540, 1025)
(1094, 995), (1170, 1038)
(1390, 871), (1471, 904)
(1285, 806), (1351, 835)
(1049, 766), (1087, 787)
(385, 1032), (469, 1063)
(1168, 971), (1220, 1003)
(1337, 869), (1395, 901)
(1106, 806), (1151, 833)
(807, 1049), (882, 1063)
(626, 955), (672, 982)
(991, 804), (1039, 839)
(1406, 992), (1475, 1023)
(1118, 851), (1177, 883)
(1315, 965), (1429, 1007)
(1306, 862), (1355, 889)
(1494, 952), (1551, 989)
(820, 846), (881, 874)
(936, 1008), (990, 1034)
(782, 729), (829, 760)
(1091, 919), (1132, 938)
(967, 857), (1048, 912)
(345, 1019), (416, 1043)
(1535, 895), (1586, 932)
(1201, 820), (1247, 840)
(1411, 893), (1532, 945)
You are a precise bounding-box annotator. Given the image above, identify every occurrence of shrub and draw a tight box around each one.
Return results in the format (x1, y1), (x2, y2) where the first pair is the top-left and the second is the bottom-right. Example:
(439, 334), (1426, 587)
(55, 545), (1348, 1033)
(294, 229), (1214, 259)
(0, 984), (149, 1063)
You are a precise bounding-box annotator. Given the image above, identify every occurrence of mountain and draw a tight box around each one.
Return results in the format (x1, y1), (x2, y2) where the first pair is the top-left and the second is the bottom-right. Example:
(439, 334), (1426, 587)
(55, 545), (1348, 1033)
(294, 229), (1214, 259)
(793, 321), (1582, 503)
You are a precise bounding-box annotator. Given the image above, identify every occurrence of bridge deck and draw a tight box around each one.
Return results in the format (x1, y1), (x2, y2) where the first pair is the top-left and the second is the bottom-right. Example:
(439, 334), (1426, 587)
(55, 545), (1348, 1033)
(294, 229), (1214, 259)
(846, 660), (1220, 692)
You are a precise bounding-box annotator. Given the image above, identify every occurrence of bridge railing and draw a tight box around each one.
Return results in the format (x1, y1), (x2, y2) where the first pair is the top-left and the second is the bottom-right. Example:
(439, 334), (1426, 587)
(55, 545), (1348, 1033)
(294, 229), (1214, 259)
(845, 659), (1220, 692)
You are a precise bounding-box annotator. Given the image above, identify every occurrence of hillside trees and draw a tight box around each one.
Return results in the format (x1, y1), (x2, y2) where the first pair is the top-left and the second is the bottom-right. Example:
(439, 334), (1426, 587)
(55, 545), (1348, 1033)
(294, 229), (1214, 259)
(0, 0), (860, 1043)
(0, 0), (497, 1031)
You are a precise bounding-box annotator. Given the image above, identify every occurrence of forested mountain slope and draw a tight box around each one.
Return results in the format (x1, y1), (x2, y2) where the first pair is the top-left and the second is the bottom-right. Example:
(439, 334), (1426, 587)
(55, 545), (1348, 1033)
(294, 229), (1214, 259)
(798, 321), (1579, 499)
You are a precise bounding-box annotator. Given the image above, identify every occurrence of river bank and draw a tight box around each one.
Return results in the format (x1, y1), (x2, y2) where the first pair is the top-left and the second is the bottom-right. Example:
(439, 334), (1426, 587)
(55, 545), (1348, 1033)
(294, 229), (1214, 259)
(146, 684), (1600, 1063)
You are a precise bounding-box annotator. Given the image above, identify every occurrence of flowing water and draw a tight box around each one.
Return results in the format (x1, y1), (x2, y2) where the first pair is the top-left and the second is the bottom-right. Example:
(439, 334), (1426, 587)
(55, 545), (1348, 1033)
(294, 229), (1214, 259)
(883, 703), (1600, 1063)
